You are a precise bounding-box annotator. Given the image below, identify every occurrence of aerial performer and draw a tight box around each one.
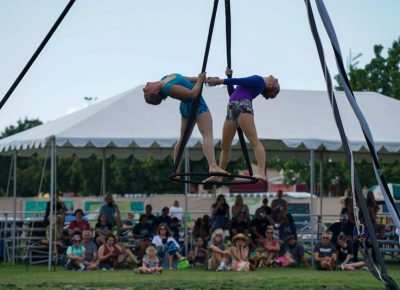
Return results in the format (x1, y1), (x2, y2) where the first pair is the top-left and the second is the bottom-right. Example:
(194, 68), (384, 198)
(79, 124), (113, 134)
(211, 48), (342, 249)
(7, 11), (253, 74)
(143, 72), (228, 180)
(205, 68), (280, 182)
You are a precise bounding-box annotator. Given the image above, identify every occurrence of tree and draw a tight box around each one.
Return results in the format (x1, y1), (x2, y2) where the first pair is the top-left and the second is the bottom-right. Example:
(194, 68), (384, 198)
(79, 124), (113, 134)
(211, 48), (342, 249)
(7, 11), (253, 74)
(335, 37), (400, 100)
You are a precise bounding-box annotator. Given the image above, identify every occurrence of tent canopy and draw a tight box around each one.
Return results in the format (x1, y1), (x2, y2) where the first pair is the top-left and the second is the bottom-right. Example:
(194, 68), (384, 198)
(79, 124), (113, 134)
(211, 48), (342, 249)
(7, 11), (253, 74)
(0, 86), (399, 162)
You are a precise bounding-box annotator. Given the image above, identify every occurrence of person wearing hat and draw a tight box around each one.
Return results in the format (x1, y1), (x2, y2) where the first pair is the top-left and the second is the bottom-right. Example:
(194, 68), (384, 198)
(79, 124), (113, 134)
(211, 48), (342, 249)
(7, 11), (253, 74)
(143, 72), (228, 182)
(66, 234), (86, 271)
(327, 213), (354, 244)
(229, 233), (250, 271)
(69, 209), (90, 238)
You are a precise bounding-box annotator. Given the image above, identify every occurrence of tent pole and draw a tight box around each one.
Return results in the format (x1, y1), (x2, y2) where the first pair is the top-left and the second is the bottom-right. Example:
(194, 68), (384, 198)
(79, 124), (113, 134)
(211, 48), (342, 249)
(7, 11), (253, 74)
(184, 148), (190, 256)
(48, 137), (55, 271)
(12, 151), (17, 266)
(309, 149), (315, 267)
(319, 152), (323, 218)
(102, 149), (106, 198)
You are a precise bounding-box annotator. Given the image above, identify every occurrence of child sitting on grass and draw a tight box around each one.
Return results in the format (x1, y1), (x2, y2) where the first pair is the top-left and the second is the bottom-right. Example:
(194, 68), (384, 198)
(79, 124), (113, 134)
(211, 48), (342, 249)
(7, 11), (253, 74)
(136, 246), (163, 274)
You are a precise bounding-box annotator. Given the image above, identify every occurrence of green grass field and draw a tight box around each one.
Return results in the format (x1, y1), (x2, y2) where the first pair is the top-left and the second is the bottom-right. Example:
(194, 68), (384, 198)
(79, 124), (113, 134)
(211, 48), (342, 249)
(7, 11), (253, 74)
(0, 263), (399, 290)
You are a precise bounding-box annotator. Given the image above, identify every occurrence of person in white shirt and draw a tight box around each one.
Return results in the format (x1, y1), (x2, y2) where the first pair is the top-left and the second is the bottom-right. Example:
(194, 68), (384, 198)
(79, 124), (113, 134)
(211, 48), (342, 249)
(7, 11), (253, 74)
(170, 200), (184, 221)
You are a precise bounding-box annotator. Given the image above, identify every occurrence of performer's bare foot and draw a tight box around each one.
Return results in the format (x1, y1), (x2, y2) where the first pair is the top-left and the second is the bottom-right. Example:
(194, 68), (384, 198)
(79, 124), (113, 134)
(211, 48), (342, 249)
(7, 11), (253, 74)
(209, 165), (229, 175)
(171, 172), (180, 182)
(203, 176), (224, 183)
(253, 173), (267, 181)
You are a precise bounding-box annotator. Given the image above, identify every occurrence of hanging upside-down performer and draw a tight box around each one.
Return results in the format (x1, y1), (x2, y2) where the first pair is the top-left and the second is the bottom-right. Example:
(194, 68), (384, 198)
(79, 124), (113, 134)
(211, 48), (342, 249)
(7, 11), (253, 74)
(206, 68), (280, 182)
(143, 72), (228, 179)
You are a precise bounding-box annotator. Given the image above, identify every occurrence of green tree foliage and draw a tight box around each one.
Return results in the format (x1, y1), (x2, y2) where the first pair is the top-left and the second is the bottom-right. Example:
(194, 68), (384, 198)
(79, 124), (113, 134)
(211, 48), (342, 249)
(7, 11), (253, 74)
(335, 37), (400, 100)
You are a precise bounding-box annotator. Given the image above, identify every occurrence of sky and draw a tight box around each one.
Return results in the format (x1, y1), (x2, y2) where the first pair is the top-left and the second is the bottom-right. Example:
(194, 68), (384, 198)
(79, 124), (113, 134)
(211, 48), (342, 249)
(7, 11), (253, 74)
(0, 0), (399, 132)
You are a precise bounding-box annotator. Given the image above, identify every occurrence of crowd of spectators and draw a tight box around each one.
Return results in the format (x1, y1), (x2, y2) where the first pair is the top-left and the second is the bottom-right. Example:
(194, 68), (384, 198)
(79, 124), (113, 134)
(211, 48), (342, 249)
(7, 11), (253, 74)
(44, 189), (388, 273)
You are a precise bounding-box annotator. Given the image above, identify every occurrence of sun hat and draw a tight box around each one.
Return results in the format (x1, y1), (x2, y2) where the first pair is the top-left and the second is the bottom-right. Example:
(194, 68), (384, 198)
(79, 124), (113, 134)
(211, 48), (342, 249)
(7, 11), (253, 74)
(232, 233), (248, 242)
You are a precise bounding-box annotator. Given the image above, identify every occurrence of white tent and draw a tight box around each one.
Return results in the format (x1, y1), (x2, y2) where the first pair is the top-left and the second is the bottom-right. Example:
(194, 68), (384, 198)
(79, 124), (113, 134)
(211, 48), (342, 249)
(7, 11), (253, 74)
(1, 86), (400, 162)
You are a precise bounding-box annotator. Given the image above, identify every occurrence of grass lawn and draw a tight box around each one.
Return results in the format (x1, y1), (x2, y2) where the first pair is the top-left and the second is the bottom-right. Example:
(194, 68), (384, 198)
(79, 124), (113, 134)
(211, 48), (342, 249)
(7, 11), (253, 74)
(0, 263), (399, 290)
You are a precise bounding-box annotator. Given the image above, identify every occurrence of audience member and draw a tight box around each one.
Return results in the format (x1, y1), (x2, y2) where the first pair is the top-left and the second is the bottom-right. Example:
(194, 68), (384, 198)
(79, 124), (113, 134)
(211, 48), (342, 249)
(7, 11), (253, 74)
(193, 215), (211, 242)
(366, 191), (385, 238)
(279, 213), (297, 254)
(258, 197), (275, 225)
(156, 207), (172, 228)
(231, 195), (250, 222)
(271, 190), (288, 224)
(82, 230), (99, 270)
(250, 208), (270, 245)
(98, 234), (121, 270)
(189, 237), (207, 267)
(271, 235), (309, 268)
(210, 194), (230, 232)
(94, 213), (113, 246)
(336, 233), (365, 271)
(207, 229), (230, 271)
(136, 246), (163, 274)
(152, 224), (186, 270)
(313, 232), (337, 270)
(327, 213), (354, 244)
(132, 214), (153, 258)
(169, 217), (180, 242)
(229, 212), (249, 239)
(43, 192), (68, 244)
(170, 200), (184, 221)
(262, 227), (280, 267)
(100, 194), (121, 231)
(341, 197), (356, 226)
(144, 204), (157, 231)
(229, 233), (250, 271)
(65, 234), (86, 271)
(69, 209), (90, 238)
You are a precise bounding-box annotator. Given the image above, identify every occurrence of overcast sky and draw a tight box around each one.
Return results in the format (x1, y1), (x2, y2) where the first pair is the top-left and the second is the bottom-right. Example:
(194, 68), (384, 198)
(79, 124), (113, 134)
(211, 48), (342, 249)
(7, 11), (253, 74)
(0, 0), (399, 132)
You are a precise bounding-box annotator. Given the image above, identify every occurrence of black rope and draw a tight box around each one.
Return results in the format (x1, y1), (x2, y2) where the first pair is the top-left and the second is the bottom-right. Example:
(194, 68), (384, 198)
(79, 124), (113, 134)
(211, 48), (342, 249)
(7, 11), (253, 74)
(172, 0), (219, 174)
(0, 0), (76, 112)
(305, 1), (398, 289)
(224, 0), (254, 177)
(314, 0), (400, 223)
(170, 172), (257, 185)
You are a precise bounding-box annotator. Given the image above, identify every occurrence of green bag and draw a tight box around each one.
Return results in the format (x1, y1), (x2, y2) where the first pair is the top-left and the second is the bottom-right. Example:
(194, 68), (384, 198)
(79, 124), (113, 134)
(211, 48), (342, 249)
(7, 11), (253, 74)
(177, 258), (189, 270)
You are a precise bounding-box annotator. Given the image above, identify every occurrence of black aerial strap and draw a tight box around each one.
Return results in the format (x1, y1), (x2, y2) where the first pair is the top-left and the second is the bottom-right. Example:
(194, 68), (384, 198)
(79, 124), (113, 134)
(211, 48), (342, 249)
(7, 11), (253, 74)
(0, 0), (76, 111)
(224, 0), (254, 177)
(314, 0), (400, 229)
(172, 0), (219, 174)
(305, 1), (398, 289)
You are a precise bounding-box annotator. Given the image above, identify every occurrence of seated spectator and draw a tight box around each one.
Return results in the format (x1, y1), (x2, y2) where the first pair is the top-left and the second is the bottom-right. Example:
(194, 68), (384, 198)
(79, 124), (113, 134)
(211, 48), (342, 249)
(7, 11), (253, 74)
(256, 227), (280, 268)
(100, 194), (121, 232)
(207, 229), (230, 271)
(65, 234), (86, 271)
(210, 195), (230, 232)
(336, 233), (365, 271)
(229, 212), (249, 239)
(132, 215), (153, 258)
(231, 195), (250, 222)
(341, 197), (356, 226)
(169, 217), (180, 243)
(314, 232), (337, 270)
(43, 192), (68, 245)
(98, 234), (121, 270)
(279, 213), (297, 254)
(94, 213), (113, 246)
(258, 197), (275, 225)
(170, 200), (184, 221)
(250, 208), (270, 245)
(271, 235), (309, 268)
(189, 237), (207, 267)
(114, 235), (140, 267)
(271, 190), (288, 224)
(136, 245), (163, 274)
(156, 207), (172, 228)
(69, 209), (90, 238)
(327, 213), (354, 244)
(366, 191), (386, 239)
(82, 230), (99, 270)
(229, 233), (250, 272)
(144, 204), (157, 231)
(152, 224), (186, 270)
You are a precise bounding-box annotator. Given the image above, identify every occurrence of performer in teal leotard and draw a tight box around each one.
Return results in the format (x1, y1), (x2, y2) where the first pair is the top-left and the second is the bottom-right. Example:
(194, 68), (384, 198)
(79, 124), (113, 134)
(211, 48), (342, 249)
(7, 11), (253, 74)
(143, 72), (227, 179)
